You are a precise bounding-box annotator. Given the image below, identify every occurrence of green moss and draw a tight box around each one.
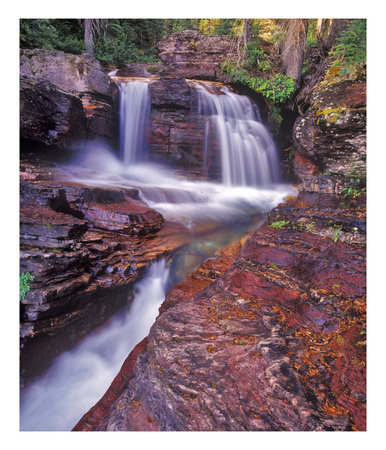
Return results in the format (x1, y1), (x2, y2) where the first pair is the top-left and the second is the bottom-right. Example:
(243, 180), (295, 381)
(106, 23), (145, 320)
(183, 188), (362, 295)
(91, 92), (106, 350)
(314, 107), (347, 124)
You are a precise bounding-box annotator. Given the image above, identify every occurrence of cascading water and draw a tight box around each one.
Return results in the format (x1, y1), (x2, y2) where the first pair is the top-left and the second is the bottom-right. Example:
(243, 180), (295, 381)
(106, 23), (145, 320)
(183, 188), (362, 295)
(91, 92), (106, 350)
(119, 80), (150, 166)
(193, 81), (281, 187)
(20, 260), (170, 431)
(20, 77), (297, 431)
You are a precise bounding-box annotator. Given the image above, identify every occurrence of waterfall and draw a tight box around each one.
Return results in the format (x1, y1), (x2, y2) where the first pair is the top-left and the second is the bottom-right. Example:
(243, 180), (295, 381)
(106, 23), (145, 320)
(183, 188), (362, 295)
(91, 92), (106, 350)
(118, 78), (281, 188)
(119, 80), (150, 166)
(20, 78), (297, 432)
(194, 82), (281, 187)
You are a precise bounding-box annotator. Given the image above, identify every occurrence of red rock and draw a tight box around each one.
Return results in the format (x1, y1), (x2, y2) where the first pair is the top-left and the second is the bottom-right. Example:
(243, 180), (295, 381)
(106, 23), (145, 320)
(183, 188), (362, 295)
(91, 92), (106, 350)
(79, 190), (366, 431)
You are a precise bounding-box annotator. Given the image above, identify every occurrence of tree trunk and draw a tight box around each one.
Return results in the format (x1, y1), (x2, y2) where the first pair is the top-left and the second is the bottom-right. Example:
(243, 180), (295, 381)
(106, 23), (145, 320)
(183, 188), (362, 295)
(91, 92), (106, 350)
(84, 19), (94, 55)
(244, 19), (252, 43)
(281, 19), (308, 89)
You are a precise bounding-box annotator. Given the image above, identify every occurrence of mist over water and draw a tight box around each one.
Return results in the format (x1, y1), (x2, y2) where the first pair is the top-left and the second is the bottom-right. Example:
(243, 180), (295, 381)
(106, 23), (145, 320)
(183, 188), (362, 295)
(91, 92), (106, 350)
(20, 79), (297, 431)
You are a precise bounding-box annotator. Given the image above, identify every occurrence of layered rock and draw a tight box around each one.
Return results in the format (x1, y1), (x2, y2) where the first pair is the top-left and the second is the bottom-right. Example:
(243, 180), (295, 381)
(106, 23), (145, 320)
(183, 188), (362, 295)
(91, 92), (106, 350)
(292, 64), (366, 178)
(19, 159), (189, 382)
(157, 30), (234, 82)
(20, 49), (119, 151)
(74, 185), (366, 431)
(147, 78), (205, 174)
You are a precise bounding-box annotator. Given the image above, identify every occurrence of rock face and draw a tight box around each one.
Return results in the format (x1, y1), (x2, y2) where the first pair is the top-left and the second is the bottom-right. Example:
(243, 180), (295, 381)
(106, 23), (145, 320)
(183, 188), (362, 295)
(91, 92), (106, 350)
(157, 30), (234, 82)
(20, 49), (119, 151)
(292, 64), (366, 178)
(73, 53), (366, 432)
(74, 183), (366, 431)
(147, 78), (206, 175)
(19, 158), (189, 382)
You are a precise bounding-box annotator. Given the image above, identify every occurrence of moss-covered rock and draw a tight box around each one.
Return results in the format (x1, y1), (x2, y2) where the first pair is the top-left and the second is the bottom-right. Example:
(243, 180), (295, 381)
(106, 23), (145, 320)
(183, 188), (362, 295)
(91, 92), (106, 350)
(292, 64), (366, 178)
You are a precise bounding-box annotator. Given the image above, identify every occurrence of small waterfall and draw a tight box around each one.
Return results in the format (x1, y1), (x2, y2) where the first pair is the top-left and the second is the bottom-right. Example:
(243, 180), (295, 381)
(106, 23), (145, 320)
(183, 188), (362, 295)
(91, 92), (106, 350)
(194, 82), (281, 187)
(119, 80), (150, 166)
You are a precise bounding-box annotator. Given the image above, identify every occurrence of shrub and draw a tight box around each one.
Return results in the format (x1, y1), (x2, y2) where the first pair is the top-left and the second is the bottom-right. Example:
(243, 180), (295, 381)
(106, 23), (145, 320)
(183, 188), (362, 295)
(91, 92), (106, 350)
(20, 272), (35, 300)
(269, 220), (289, 229)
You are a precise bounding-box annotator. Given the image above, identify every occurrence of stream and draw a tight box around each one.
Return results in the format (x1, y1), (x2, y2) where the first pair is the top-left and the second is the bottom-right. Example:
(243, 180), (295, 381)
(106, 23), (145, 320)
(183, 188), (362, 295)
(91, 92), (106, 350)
(19, 79), (296, 431)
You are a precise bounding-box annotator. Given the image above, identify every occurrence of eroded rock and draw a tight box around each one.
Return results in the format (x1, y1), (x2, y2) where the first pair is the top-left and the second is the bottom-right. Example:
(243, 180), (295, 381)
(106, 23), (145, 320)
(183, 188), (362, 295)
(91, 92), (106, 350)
(292, 67), (366, 177)
(75, 178), (366, 432)
(19, 161), (189, 382)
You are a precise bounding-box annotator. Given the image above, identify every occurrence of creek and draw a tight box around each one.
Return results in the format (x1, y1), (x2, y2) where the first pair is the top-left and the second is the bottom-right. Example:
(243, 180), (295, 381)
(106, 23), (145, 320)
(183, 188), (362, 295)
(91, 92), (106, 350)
(20, 79), (296, 431)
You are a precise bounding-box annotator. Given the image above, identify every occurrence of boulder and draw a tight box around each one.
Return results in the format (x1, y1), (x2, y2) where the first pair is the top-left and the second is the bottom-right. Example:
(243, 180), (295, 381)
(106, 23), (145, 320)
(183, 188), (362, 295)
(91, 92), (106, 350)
(20, 49), (119, 151)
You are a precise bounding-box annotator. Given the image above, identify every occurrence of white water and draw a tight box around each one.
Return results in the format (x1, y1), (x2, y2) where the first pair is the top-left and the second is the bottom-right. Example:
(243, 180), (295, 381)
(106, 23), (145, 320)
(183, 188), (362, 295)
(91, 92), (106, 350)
(20, 260), (169, 431)
(19, 79), (297, 431)
(194, 82), (281, 187)
(65, 143), (293, 229)
(119, 80), (150, 166)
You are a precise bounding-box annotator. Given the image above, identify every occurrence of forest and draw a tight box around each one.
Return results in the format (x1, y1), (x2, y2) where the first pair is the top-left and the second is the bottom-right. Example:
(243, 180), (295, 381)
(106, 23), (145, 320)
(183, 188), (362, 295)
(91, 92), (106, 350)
(20, 18), (366, 107)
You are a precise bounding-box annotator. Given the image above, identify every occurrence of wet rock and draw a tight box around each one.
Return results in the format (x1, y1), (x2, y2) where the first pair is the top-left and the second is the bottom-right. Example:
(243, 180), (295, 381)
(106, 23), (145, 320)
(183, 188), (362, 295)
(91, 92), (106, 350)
(76, 185), (366, 431)
(19, 162), (189, 382)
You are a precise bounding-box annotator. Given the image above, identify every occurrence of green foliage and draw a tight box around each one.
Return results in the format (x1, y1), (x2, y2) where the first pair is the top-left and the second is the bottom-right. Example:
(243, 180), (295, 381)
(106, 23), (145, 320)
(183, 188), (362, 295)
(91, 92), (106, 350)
(341, 169), (366, 202)
(20, 272), (35, 300)
(222, 61), (294, 105)
(269, 220), (289, 229)
(20, 19), (165, 67)
(164, 19), (199, 34)
(20, 19), (85, 54)
(329, 226), (342, 243)
(91, 19), (165, 67)
(222, 40), (295, 105)
(330, 20), (366, 72)
(306, 221), (315, 231)
(20, 19), (59, 50)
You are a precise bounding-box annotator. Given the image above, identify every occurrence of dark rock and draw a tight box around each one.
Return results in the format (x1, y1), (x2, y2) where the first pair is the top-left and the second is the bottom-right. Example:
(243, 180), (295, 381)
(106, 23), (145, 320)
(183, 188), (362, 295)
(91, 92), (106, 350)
(20, 49), (119, 151)
(19, 162), (190, 382)
(20, 76), (87, 150)
(143, 78), (208, 174)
